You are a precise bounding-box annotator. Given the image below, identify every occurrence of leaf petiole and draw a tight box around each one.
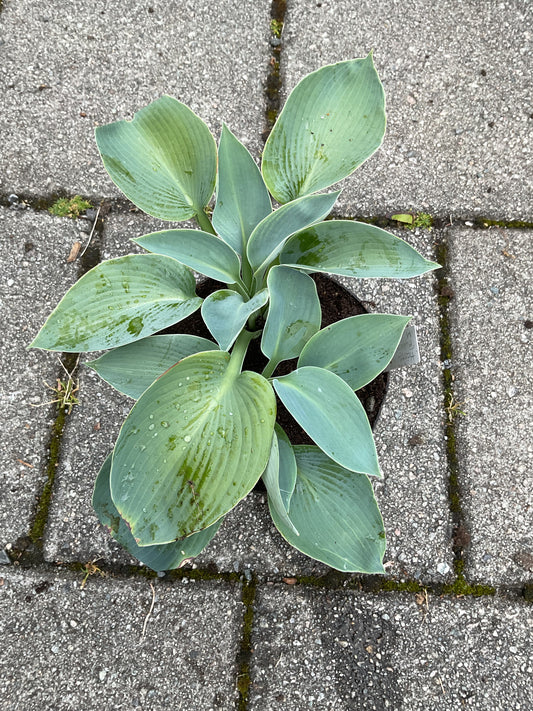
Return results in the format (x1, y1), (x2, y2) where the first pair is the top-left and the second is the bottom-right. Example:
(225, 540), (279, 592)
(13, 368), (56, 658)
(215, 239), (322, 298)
(262, 357), (280, 379)
(228, 328), (254, 376)
(231, 279), (250, 300)
(195, 208), (217, 235)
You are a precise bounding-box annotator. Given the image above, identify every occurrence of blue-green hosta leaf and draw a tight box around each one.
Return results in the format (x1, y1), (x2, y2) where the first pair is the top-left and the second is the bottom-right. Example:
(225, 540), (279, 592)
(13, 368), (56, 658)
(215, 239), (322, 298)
(262, 56), (386, 203)
(273, 366), (380, 478)
(269, 446), (386, 573)
(299, 314), (411, 390)
(261, 434), (299, 536)
(246, 192), (339, 276)
(95, 95), (217, 220)
(261, 266), (321, 366)
(30, 255), (202, 352)
(110, 350), (276, 545)
(280, 220), (440, 278)
(93, 454), (222, 572)
(275, 424), (297, 511)
(87, 334), (217, 399)
(201, 289), (269, 351)
(133, 229), (243, 286)
(212, 124), (272, 254)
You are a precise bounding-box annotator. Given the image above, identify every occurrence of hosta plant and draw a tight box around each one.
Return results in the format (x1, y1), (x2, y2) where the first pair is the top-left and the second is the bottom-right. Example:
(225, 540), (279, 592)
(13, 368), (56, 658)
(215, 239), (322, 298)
(32, 56), (439, 574)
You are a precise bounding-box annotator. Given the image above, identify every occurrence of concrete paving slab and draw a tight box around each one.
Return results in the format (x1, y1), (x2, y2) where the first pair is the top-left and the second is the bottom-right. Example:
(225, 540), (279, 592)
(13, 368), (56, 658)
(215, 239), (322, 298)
(281, 0), (532, 220)
(0, 567), (242, 709)
(250, 586), (533, 710)
(447, 228), (533, 586)
(46, 214), (451, 583)
(0, 0), (272, 198)
(0, 206), (80, 551)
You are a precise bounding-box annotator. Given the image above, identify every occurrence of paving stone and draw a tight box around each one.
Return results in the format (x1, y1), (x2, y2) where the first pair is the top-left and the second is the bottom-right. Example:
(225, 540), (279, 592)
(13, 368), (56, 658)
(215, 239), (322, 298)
(281, 0), (532, 220)
(447, 228), (533, 586)
(46, 214), (451, 583)
(0, 567), (242, 710)
(0, 207), (80, 551)
(250, 586), (533, 710)
(0, 0), (272, 198)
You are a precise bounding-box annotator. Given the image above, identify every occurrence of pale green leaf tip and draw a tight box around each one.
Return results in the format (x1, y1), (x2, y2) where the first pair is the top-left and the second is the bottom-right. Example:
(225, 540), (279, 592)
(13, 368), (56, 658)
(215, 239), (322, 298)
(364, 50), (376, 68)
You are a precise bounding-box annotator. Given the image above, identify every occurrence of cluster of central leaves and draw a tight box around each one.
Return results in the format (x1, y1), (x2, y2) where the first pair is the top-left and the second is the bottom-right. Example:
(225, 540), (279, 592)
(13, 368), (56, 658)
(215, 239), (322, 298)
(31, 56), (439, 574)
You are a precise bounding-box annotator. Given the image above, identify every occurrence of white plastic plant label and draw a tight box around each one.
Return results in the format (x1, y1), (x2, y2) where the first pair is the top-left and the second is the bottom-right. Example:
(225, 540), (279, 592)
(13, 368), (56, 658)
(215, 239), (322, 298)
(384, 322), (420, 371)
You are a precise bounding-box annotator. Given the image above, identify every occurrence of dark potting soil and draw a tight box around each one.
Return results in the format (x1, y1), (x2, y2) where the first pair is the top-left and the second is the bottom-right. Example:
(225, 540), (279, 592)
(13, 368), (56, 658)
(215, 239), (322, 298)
(165, 273), (388, 446)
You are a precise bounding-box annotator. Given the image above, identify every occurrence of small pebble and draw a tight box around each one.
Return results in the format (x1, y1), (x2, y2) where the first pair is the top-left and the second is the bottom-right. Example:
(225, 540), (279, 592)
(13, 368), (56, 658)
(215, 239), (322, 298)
(437, 562), (450, 576)
(507, 386), (517, 397)
(99, 670), (107, 681)
(8, 194), (19, 204)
